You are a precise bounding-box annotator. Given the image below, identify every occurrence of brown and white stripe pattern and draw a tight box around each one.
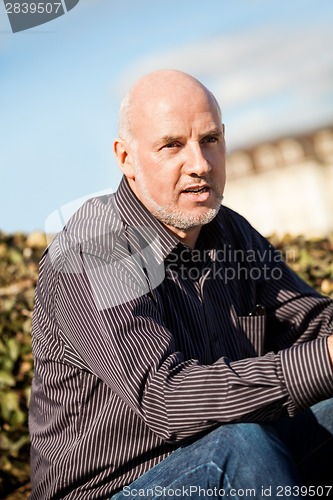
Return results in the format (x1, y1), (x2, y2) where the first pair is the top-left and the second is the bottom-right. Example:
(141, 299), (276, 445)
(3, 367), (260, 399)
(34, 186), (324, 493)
(29, 177), (333, 499)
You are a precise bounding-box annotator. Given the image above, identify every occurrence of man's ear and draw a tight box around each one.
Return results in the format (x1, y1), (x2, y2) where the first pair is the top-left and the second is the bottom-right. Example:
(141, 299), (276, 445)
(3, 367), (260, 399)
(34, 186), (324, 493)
(113, 138), (135, 180)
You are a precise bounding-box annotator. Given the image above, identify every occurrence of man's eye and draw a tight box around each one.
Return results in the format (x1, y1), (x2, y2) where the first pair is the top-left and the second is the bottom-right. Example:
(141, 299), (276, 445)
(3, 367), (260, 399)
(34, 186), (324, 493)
(163, 142), (179, 149)
(202, 136), (218, 144)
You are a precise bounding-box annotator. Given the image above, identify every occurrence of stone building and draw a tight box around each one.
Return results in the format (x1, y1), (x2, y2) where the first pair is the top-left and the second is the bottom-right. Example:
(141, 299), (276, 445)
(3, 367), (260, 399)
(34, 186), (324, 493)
(225, 126), (333, 236)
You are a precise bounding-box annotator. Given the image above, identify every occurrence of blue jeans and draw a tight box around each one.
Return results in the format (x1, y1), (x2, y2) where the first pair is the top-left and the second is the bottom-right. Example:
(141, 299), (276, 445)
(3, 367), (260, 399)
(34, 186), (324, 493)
(112, 398), (333, 499)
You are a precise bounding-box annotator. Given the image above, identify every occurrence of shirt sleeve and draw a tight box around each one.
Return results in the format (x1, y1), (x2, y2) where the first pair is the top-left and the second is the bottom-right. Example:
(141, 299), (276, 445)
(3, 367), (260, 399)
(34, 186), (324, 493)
(280, 337), (333, 410)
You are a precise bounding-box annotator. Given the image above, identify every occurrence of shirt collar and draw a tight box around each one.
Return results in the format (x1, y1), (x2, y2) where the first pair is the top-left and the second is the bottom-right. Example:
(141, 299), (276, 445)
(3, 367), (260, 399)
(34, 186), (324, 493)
(114, 176), (179, 261)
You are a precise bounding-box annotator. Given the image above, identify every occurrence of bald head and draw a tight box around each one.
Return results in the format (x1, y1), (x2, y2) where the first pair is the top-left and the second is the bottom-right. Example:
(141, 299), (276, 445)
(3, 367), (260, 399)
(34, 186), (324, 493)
(118, 70), (221, 146)
(114, 69), (226, 247)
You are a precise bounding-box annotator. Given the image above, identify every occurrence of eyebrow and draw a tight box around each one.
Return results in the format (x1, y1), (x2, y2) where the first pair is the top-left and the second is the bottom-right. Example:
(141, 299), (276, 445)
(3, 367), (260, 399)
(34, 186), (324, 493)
(200, 128), (223, 139)
(155, 135), (181, 147)
(153, 127), (224, 149)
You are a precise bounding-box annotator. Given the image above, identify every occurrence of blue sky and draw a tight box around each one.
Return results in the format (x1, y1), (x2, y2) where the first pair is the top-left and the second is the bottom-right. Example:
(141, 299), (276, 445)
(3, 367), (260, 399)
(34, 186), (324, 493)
(1, 0), (333, 232)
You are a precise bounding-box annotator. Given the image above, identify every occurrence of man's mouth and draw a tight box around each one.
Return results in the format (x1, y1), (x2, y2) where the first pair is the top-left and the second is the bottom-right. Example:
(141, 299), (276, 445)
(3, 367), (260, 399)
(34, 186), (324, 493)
(182, 185), (210, 194)
(180, 184), (212, 203)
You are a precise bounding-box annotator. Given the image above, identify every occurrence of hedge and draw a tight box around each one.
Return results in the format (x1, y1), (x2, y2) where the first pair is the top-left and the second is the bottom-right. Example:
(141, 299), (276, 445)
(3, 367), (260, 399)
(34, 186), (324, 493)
(0, 231), (332, 498)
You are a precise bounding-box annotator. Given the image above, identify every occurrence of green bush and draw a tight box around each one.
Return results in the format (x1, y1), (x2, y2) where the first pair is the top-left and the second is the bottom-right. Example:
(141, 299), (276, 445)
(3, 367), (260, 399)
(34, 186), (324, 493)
(0, 231), (332, 498)
(0, 232), (45, 498)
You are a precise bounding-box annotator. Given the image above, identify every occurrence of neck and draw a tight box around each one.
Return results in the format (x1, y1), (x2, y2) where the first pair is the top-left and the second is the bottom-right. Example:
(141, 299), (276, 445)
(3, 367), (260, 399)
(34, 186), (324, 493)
(165, 224), (202, 249)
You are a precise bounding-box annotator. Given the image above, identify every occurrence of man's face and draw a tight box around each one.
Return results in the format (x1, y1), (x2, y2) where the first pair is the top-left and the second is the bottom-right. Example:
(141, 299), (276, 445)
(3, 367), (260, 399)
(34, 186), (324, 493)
(125, 87), (226, 236)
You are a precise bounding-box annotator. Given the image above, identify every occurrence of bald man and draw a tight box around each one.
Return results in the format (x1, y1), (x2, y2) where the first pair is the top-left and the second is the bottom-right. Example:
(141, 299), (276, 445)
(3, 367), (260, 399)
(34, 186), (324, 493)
(29, 70), (333, 499)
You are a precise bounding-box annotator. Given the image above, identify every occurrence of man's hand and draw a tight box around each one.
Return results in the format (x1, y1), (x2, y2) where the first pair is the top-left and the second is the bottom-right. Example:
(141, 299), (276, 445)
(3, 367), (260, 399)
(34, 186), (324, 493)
(327, 336), (333, 366)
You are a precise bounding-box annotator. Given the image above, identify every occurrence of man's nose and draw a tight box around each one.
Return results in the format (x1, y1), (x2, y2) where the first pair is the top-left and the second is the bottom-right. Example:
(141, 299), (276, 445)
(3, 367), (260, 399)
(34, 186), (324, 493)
(183, 142), (211, 177)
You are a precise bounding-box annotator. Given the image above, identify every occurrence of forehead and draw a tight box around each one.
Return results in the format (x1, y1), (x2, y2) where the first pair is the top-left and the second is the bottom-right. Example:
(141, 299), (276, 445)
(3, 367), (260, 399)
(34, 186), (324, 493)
(133, 89), (222, 141)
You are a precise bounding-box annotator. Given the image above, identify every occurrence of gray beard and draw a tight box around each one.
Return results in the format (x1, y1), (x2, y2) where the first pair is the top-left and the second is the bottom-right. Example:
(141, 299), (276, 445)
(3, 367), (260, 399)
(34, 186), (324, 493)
(150, 201), (221, 230)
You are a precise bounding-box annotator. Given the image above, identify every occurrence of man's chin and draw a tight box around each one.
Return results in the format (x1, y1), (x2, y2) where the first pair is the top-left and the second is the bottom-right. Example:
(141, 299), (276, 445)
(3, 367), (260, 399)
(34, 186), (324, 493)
(159, 207), (219, 231)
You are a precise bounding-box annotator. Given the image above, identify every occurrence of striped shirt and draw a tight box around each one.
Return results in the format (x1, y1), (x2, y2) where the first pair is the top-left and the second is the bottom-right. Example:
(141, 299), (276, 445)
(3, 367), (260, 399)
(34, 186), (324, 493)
(29, 176), (333, 499)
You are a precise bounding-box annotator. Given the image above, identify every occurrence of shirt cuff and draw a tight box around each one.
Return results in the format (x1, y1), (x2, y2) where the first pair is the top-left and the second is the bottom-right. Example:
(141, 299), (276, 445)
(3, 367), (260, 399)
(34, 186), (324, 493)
(280, 337), (333, 411)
